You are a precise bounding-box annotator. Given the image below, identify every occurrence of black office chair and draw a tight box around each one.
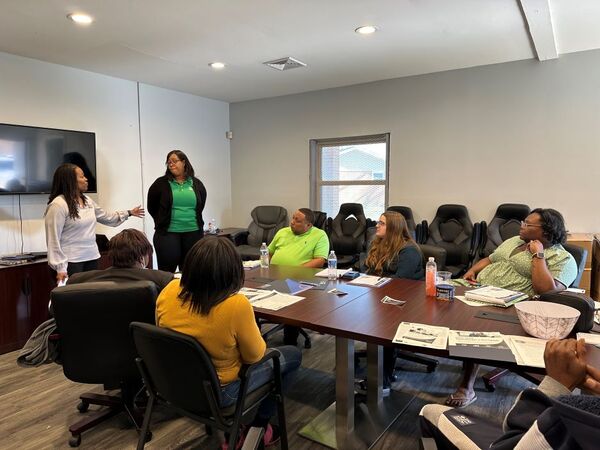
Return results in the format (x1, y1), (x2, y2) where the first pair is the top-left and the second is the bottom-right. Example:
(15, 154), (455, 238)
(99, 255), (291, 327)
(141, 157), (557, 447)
(130, 322), (288, 450)
(386, 206), (418, 241)
(51, 281), (157, 447)
(479, 203), (531, 258)
(425, 204), (479, 277)
(234, 206), (288, 260)
(482, 243), (588, 392)
(329, 203), (368, 268)
(312, 210), (327, 230)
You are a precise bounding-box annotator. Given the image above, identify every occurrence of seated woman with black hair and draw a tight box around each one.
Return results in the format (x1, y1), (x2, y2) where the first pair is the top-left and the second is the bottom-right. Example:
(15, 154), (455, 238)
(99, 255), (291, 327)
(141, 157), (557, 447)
(447, 208), (577, 408)
(155, 236), (302, 448)
(359, 211), (424, 392)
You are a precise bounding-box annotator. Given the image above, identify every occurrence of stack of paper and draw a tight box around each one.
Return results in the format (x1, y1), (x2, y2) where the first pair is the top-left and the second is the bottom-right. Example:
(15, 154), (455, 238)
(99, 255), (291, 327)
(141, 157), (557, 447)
(348, 275), (391, 287)
(504, 335), (546, 368)
(464, 286), (528, 307)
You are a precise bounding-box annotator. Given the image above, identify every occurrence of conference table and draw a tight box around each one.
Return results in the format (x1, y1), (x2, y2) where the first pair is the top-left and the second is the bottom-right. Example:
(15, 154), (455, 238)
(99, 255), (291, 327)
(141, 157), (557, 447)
(244, 265), (600, 449)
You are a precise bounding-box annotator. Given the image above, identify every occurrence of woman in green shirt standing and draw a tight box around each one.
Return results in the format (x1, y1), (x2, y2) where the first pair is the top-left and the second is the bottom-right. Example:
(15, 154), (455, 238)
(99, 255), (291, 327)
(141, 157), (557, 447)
(147, 150), (207, 272)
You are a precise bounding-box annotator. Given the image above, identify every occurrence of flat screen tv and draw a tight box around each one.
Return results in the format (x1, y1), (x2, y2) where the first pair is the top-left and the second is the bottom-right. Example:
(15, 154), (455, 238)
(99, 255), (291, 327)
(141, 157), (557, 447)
(0, 123), (97, 194)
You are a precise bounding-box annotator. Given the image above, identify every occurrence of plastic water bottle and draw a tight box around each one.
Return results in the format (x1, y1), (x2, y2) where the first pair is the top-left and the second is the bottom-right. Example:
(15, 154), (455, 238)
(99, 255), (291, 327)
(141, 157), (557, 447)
(259, 243), (269, 269)
(211, 218), (217, 233)
(207, 219), (214, 234)
(425, 257), (437, 296)
(328, 250), (337, 280)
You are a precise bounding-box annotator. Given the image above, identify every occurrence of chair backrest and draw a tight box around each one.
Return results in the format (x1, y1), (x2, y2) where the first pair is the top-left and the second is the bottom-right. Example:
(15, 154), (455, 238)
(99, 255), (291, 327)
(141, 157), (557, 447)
(419, 244), (447, 271)
(386, 206), (417, 240)
(130, 322), (223, 418)
(246, 206), (288, 247)
(563, 243), (588, 288)
(330, 203), (368, 255)
(426, 204), (473, 266)
(482, 203), (530, 257)
(312, 211), (327, 230)
(51, 281), (157, 386)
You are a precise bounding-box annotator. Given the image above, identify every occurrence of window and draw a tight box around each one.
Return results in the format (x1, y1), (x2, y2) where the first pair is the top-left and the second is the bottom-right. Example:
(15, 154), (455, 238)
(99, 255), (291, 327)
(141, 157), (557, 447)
(310, 133), (389, 220)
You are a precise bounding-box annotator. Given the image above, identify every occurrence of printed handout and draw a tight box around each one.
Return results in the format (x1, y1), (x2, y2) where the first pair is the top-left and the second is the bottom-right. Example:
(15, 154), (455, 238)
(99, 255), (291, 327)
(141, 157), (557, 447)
(393, 322), (449, 350)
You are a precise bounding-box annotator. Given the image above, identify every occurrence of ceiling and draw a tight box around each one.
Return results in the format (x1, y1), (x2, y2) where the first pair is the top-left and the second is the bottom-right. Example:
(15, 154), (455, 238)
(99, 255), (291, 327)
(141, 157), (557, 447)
(1, 0), (599, 103)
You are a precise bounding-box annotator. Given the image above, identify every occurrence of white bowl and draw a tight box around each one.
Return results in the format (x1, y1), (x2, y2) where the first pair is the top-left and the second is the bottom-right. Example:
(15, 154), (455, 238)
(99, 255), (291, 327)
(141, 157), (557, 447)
(514, 301), (580, 340)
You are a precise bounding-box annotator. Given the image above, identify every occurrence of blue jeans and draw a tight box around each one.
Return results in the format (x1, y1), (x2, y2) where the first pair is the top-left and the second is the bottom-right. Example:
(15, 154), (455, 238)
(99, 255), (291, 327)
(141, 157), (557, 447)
(220, 345), (302, 424)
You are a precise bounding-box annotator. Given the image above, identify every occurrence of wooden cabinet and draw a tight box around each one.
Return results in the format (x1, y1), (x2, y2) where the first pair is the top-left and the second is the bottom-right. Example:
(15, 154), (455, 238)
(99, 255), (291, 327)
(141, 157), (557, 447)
(566, 233), (593, 296)
(0, 261), (55, 354)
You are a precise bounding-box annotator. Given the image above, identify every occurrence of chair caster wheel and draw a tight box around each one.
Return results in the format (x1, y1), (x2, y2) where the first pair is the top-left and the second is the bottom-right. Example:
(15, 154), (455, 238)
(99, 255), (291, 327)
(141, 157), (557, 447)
(304, 340), (312, 349)
(77, 401), (89, 413)
(69, 435), (81, 447)
(144, 431), (153, 443)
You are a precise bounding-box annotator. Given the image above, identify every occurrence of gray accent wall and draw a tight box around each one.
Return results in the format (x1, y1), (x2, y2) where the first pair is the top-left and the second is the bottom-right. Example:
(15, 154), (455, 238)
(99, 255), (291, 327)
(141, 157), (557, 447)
(230, 49), (600, 232)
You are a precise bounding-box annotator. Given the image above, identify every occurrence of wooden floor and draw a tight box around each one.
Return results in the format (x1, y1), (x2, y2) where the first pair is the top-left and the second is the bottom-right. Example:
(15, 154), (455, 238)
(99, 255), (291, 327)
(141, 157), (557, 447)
(0, 331), (533, 449)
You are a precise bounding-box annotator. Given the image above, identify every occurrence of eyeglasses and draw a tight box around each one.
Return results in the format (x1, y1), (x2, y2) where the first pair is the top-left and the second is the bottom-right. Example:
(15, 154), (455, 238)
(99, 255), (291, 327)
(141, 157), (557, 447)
(520, 221), (542, 228)
(165, 159), (182, 167)
(376, 220), (386, 226)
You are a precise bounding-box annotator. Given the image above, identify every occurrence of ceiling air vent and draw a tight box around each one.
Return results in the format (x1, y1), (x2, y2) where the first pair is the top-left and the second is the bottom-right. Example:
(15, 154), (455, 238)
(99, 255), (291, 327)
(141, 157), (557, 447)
(263, 56), (307, 71)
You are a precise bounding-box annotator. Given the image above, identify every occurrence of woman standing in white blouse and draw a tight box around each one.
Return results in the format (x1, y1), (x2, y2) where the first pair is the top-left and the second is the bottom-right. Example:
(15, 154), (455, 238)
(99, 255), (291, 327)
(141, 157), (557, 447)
(44, 163), (144, 284)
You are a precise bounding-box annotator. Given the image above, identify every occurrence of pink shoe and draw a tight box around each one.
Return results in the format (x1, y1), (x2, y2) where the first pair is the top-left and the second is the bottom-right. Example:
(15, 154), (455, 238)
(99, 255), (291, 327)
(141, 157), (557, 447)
(262, 424), (281, 448)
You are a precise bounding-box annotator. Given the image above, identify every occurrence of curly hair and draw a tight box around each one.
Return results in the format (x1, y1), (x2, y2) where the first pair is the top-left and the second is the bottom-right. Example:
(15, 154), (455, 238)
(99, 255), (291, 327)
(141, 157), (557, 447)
(530, 208), (568, 245)
(47, 163), (87, 219)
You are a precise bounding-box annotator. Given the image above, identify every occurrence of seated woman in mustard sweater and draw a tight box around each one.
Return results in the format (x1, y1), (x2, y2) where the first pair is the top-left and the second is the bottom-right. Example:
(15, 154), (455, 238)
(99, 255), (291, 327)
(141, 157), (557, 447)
(156, 236), (302, 448)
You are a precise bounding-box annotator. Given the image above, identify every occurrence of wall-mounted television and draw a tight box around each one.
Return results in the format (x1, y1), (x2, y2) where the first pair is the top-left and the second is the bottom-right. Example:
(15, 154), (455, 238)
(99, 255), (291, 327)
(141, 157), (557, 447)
(0, 123), (97, 194)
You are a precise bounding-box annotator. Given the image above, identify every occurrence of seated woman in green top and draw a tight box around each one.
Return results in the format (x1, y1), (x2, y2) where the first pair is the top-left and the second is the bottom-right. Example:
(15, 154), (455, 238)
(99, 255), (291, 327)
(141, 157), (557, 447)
(447, 208), (577, 408)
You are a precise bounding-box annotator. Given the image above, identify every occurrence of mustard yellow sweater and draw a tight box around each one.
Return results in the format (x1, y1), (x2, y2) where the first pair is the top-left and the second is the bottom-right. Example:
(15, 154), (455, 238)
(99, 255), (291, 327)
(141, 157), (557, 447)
(155, 279), (266, 385)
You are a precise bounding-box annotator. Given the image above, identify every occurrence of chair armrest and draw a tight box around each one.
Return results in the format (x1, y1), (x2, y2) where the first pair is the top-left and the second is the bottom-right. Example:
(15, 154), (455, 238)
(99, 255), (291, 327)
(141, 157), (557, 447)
(232, 229), (249, 246)
(420, 220), (429, 244)
(419, 244), (447, 270)
(238, 348), (282, 379)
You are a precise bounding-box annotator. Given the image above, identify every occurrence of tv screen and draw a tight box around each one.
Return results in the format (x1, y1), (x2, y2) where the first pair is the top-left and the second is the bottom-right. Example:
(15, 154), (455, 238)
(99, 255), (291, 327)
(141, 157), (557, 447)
(0, 123), (97, 194)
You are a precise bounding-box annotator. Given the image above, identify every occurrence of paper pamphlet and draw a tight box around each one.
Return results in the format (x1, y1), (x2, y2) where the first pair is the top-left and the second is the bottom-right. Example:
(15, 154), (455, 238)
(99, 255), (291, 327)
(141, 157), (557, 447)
(448, 331), (516, 362)
(393, 322), (449, 349)
(381, 296), (405, 306)
(239, 287), (305, 311)
(465, 286), (528, 306)
(455, 295), (513, 308)
(314, 268), (351, 278)
(348, 275), (391, 287)
(576, 332), (600, 347)
(505, 335), (547, 368)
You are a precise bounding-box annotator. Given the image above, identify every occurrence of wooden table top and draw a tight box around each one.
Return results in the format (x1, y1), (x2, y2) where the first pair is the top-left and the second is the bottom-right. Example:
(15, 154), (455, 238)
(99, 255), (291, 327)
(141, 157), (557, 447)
(245, 265), (600, 371)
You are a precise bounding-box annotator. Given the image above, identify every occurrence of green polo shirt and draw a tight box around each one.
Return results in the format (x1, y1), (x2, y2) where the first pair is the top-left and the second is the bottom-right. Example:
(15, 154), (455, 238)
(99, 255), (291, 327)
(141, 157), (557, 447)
(268, 226), (329, 266)
(168, 178), (198, 233)
(477, 236), (577, 296)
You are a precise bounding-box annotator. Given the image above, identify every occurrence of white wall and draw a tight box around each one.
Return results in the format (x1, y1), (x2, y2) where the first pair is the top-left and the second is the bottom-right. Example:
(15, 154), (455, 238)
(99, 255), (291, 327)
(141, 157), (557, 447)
(230, 49), (600, 233)
(0, 51), (230, 256)
(138, 84), (232, 245)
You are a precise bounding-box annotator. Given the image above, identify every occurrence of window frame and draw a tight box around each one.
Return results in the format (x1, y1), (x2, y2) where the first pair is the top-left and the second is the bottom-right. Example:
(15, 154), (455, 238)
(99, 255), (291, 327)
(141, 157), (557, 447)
(309, 133), (390, 216)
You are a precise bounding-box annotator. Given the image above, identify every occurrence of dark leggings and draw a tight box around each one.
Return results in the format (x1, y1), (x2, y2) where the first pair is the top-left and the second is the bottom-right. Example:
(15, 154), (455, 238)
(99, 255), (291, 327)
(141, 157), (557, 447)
(153, 230), (204, 272)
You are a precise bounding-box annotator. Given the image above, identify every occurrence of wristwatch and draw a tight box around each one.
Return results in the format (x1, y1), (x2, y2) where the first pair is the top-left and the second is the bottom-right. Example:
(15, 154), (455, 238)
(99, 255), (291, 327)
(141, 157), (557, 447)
(532, 252), (545, 259)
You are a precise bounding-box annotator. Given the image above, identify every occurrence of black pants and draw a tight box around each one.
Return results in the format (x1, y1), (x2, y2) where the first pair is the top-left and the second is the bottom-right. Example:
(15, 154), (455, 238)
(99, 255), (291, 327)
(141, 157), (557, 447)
(153, 230), (204, 272)
(67, 259), (99, 276)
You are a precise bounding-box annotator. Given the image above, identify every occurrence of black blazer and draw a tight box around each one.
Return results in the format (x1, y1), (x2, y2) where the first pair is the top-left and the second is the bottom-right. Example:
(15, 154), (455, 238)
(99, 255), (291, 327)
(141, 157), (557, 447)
(147, 175), (207, 233)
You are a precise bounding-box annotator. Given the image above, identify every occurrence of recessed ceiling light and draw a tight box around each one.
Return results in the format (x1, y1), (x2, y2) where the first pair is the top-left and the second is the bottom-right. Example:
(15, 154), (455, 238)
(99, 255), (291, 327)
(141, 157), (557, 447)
(67, 13), (94, 25)
(209, 62), (226, 70)
(355, 25), (378, 35)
